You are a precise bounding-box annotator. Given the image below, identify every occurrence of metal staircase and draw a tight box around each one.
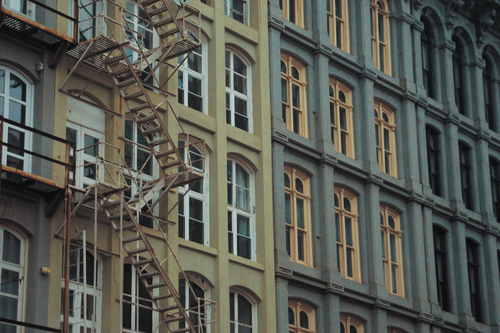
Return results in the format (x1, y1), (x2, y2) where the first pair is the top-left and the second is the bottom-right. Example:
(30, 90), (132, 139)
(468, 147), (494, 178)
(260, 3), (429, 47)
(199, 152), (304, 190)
(60, 0), (210, 332)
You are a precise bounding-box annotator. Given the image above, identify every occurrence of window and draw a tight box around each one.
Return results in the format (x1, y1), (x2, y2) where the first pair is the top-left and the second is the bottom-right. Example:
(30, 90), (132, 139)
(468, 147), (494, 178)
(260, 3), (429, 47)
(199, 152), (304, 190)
(497, 251), (500, 283)
(335, 187), (360, 282)
(124, 118), (157, 228)
(330, 79), (354, 157)
(178, 42), (206, 113)
(4, 0), (35, 20)
(61, 245), (102, 333)
(327, 0), (349, 52)
(433, 226), (450, 311)
(225, 50), (251, 132)
(225, 0), (248, 25)
(125, 2), (157, 86)
(421, 22), (435, 98)
(230, 290), (254, 333)
(459, 142), (473, 210)
(483, 56), (494, 131)
(452, 37), (465, 115)
(380, 205), (404, 297)
(490, 158), (500, 220)
(374, 102), (397, 177)
(340, 314), (364, 333)
(280, 0), (304, 28)
(426, 126), (441, 196)
(288, 300), (316, 333)
(70, 0), (105, 42)
(178, 140), (209, 245)
(122, 263), (157, 332)
(370, 0), (391, 75)
(0, 226), (25, 333)
(466, 239), (482, 322)
(284, 166), (312, 266)
(179, 274), (211, 331)
(281, 54), (308, 137)
(227, 159), (254, 260)
(0, 66), (33, 172)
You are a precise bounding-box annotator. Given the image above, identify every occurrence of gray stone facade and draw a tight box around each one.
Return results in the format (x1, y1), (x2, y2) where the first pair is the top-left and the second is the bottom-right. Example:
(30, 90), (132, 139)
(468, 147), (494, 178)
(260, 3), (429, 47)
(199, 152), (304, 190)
(270, 0), (500, 332)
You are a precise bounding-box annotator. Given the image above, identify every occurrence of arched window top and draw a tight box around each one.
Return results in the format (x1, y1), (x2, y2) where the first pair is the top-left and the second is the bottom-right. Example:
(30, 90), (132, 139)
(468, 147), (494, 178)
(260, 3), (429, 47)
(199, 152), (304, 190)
(371, 0), (389, 12)
(374, 101), (395, 125)
(334, 187), (358, 213)
(284, 165), (310, 192)
(0, 225), (25, 266)
(329, 85), (334, 97)
(329, 78), (353, 105)
(380, 204), (401, 231)
(340, 314), (364, 333)
(288, 299), (316, 332)
(284, 173), (291, 188)
(281, 52), (306, 74)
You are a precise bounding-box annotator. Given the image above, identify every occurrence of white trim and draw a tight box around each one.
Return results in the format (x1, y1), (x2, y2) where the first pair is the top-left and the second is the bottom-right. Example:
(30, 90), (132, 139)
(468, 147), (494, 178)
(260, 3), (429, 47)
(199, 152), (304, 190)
(224, 0), (250, 25)
(4, 0), (36, 20)
(229, 289), (256, 333)
(178, 40), (208, 114)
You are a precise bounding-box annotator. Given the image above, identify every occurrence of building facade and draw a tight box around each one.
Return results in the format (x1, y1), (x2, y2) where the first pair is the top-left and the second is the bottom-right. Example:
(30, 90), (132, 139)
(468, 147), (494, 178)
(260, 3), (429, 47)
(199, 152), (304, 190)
(0, 0), (275, 332)
(269, 0), (500, 332)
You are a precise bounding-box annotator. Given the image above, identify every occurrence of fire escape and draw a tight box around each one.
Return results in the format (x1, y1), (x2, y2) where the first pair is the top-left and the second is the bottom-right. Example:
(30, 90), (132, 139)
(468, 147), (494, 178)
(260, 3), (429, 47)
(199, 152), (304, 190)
(56, 0), (214, 332)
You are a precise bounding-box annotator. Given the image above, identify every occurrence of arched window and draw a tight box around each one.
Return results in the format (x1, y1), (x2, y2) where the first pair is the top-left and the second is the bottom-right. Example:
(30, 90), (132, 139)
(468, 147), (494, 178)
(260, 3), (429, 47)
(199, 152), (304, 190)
(490, 157), (500, 220)
(178, 41), (207, 113)
(227, 159), (254, 260)
(330, 79), (354, 157)
(374, 102), (397, 177)
(178, 139), (209, 245)
(452, 37), (465, 115)
(61, 245), (102, 332)
(230, 290), (255, 332)
(225, 49), (252, 132)
(370, 0), (391, 75)
(433, 225), (450, 311)
(0, 65), (33, 172)
(179, 273), (211, 331)
(280, 0), (304, 28)
(327, 0), (349, 52)
(0, 225), (25, 333)
(335, 187), (360, 282)
(459, 142), (473, 210)
(340, 314), (364, 333)
(426, 125), (441, 196)
(387, 328), (405, 333)
(284, 166), (312, 266)
(288, 299), (316, 332)
(281, 53), (308, 137)
(483, 55), (495, 131)
(421, 21), (435, 98)
(466, 239), (482, 322)
(380, 205), (404, 297)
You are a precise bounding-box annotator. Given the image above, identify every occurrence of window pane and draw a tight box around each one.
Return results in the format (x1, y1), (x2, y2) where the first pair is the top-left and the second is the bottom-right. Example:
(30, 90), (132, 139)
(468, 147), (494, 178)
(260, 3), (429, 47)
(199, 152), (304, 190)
(84, 135), (99, 157)
(9, 73), (26, 101)
(187, 52), (202, 73)
(289, 0), (296, 23)
(288, 307), (295, 325)
(281, 78), (288, 103)
(285, 193), (292, 225)
(335, 212), (340, 242)
(2, 230), (21, 264)
(299, 311), (309, 328)
(0, 70), (4, 93)
(237, 294), (252, 325)
(339, 107), (347, 130)
(346, 248), (353, 277)
(390, 233), (396, 263)
(297, 230), (304, 261)
(7, 128), (25, 156)
(345, 217), (353, 246)
(0, 269), (19, 295)
(381, 230), (385, 259)
(293, 109), (300, 134)
(296, 198), (305, 229)
(234, 74), (247, 95)
(292, 84), (300, 108)
(9, 101), (25, 125)
(391, 264), (397, 293)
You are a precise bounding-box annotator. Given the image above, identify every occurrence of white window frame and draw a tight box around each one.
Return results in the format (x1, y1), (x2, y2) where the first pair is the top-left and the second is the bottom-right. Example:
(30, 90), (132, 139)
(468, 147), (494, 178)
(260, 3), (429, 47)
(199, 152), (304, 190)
(122, 263), (159, 333)
(179, 273), (212, 332)
(60, 245), (103, 333)
(225, 48), (253, 133)
(229, 289), (256, 333)
(69, 0), (106, 41)
(224, 0), (249, 25)
(4, 0), (36, 20)
(178, 140), (209, 246)
(0, 65), (33, 173)
(178, 41), (208, 114)
(227, 158), (255, 261)
(0, 225), (26, 333)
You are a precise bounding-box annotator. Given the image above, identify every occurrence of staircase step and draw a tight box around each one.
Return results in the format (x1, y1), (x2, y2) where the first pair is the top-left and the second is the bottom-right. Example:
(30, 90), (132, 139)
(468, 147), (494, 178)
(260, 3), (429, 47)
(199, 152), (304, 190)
(149, 138), (170, 147)
(159, 28), (179, 40)
(164, 316), (184, 323)
(154, 149), (176, 159)
(140, 270), (161, 278)
(142, 126), (163, 136)
(127, 247), (148, 255)
(104, 54), (126, 65)
(136, 114), (158, 124)
(114, 223), (136, 231)
(132, 258), (154, 267)
(153, 293), (174, 301)
(110, 67), (135, 77)
(117, 78), (137, 88)
(109, 211), (130, 220)
(147, 6), (169, 16)
(170, 327), (191, 333)
(161, 160), (182, 169)
(158, 304), (179, 312)
(129, 103), (150, 113)
(140, 0), (159, 6)
(122, 91), (144, 100)
(154, 17), (174, 28)
(123, 235), (143, 243)
(146, 282), (168, 290)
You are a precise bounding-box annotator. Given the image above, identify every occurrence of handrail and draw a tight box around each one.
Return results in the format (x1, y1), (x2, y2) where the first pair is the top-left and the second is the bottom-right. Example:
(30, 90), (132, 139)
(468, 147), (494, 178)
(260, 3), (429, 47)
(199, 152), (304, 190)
(0, 117), (71, 145)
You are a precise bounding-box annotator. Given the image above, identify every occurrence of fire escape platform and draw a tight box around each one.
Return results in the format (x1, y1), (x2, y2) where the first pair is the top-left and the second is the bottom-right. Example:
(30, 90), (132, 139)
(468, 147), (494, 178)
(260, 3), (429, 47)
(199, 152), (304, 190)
(1, 165), (62, 197)
(66, 34), (130, 69)
(166, 169), (204, 188)
(70, 182), (127, 210)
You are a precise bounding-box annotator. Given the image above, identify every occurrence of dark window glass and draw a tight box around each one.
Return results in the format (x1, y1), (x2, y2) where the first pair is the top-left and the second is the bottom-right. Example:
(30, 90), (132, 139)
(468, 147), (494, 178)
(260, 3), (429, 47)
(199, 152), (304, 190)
(421, 23), (434, 98)
(490, 158), (500, 220)
(426, 126), (441, 196)
(459, 142), (473, 210)
(433, 226), (450, 311)
(452, 38), (465, 115)
(466, 239), (482, 322)
(483, 57), (494, 131)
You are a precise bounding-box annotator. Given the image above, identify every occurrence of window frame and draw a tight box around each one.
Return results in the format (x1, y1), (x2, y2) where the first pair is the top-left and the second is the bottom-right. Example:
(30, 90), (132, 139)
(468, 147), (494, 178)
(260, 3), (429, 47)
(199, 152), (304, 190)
(374, 102), (397, 177)
(178, 41), (207, 114)
(178, 139), (210, 246)
(466, 239), (482, 322)
(327, 0), (350, 52)
(459, 141), (473, 211)
(340, 314), (364, 333)
(483, 56), (495, 131)
(284, 166), (313, 267)
(426, 125), (441, 196)
(380, 205), (404, 297)
(281, 53), (308, 137)
(288, 299), (316, 333)
(227, 158), (255, 261)
(179, 273), (212, 332)
(0, 225), (26, 333)
(280, 0), (304, 28)
(0, 65), (33, 173)
(334, 187), (360, 282)
(229, 289), (256, 333)
(225, 48), (253, 133)
(421, 21), (435, 99)
(370, 0), (392, 75)
(490, 157), (500, 220)
(433, 225), (450, 311)
(224, 0), (249, 25)
(329, 79), (354, 158)
(452, 38), (465, 115)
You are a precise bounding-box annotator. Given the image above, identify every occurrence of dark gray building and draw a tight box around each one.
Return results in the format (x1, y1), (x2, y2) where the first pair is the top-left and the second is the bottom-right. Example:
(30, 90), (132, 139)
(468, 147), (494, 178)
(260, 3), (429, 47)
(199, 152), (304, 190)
(269, 0), (500, 332)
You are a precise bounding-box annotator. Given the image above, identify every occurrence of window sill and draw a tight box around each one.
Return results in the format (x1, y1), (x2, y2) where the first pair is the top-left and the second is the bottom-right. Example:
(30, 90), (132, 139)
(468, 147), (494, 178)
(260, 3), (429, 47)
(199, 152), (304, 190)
(179, 238), (218, 257)
(226, 124), (262, 152)
(229, 253), (265, 272)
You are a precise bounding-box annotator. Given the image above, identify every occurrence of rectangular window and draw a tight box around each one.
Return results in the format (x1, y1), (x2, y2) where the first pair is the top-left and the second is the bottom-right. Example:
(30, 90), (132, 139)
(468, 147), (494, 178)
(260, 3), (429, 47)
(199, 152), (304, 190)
(459, 142), (473, 210)
(433, 226), (450, 311)
(426, 126), (441, 196)
(466, 240), (482, 322)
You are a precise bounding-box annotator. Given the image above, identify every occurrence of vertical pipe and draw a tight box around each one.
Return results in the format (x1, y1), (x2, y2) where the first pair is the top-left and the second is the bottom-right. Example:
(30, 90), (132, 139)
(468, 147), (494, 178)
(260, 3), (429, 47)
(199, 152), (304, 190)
(93, 160), (98, 332)
(83, 231), (87, 333)
(63, 189), (72, 333)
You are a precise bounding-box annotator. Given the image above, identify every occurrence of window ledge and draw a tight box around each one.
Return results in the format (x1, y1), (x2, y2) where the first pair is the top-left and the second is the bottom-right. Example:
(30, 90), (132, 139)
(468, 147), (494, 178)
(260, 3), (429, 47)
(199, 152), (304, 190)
(179, 238), (218, 257)
(229, 254), (265, 272)
(226, 124), (262, 152)
(225, 19), (258, 45)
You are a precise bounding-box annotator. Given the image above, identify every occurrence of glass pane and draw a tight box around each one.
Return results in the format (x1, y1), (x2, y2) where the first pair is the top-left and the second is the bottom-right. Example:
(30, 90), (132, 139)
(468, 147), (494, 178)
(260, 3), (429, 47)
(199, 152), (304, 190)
(299, 311), (309, 328)
(187, 52), (202, 73)
(7, 128), (24, 156)
(292, 84), (300, 108)
(335, 0), (342, 18)
(335, 194), (339, 207)
(237, 215), (250, 237)
(381, 230), (386, 259)
(189, 219), (204, 244)
(343, 197), (351, 212)
(339, 107), (347, 130)
(285, 193), (292, 225)
(0, 70), (4, 93)
(295, 178), (303, 193)
(236, 186), (250, 211)
(0, 269), (19, 295)
(297, 230), (304, 261)
(388, 216), (395, 229)
(84, 135), (99, 157)
(384, 128), (390, 150)
(281, 60), (287, 73)
(335, 212), (340, 242)
(228, 212), (234, 253)
(346, 248), (353, 277)
(292, 67), (300, 80)
(9, 73), (26, 101)
(281, 78), (288, 103)
(236, 163), (249, 187)
(345, 217), (353, 246)
(390, 233), (397, 263)
(2, 230), (21, 264)
(0, 295), (18, 323)
(238, 294), (252, 325)
(9, 101), (25, 125)
(234, 74), (247, 95)
(288, 307), (295, 325)
(296, 198), (305, 229)
(293, 109), (300, 134)
(284, 173), (290, 188)
(378, 13), (384, 42)
(391, 264), (397, 293)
